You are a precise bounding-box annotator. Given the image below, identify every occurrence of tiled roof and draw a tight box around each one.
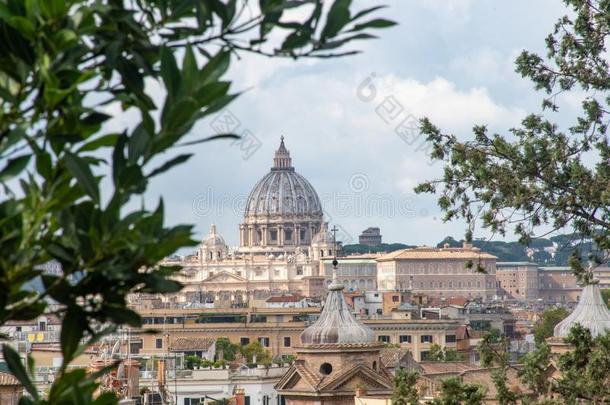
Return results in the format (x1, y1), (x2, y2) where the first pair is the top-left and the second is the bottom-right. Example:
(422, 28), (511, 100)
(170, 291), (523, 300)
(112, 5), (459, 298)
(377, 247), (496, 261)
(0, 372), (20, 386)
(169, 337), (215, 351)
(266, 295), (302, 303)
(379, 347), (410, 367)
(294, 362), (322, 388)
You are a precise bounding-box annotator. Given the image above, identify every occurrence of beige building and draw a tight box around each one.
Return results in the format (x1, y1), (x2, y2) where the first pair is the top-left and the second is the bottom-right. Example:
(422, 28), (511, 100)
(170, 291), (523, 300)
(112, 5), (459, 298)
(131, 305), (463, 362)
(376, 244), (497, 301)
(0, 372), (22, 405)
(496, 262), (539, 301)
(536, 266), (610, 303)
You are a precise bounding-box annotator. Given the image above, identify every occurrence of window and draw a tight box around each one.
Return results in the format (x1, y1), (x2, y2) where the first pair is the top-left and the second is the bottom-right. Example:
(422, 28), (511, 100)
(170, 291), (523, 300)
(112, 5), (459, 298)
(392, 295), (399, 302)
(376, 308), (382, 315)
(378, 335), (390, 343)
(245, 397), (250, 405)
(258, 337), (270, 347)
(156, 338), (163, 349)
(320, 363), (333, 375)
(399, 335), (412, 344)
(420, 335), (433, 344)
(300, 229), (306, 241)
(420, 351), (430, 361)
(270, 230), (277, 241)
(445, 334), (457, 343)
(283, 337), (291, 347)
(320, 250), (324, 257)
(285, 229), (292, 242)
(296, 266), (303, 276)
(240, 337), (250, 346)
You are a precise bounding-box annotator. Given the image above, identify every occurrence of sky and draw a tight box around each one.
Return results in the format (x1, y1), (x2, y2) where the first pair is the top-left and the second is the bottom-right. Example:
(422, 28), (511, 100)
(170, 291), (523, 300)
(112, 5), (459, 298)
(126, 0), (580, 249)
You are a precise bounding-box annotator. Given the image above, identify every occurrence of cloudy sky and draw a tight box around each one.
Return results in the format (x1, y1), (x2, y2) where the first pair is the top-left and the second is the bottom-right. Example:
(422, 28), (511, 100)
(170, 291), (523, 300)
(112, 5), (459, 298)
(135, 0), (577, 248)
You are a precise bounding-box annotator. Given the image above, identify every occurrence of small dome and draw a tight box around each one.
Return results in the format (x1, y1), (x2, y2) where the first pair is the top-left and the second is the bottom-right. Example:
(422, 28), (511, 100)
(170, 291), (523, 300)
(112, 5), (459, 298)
(244, 137), (323, 217)
(312, 222), (333, 245)
(202, 224), (226, 247)
(300, 267), (374, 345)
(268, 254), (275, 260)
(554, 283), (610, 338)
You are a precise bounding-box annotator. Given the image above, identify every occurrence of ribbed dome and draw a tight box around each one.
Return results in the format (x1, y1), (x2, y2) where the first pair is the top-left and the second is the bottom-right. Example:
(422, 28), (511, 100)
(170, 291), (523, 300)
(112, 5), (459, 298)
(244, 137), (322, 217)
(300, 266), (375, 345)
(202, 224), (226, 247)
(554, 283), (610, 338)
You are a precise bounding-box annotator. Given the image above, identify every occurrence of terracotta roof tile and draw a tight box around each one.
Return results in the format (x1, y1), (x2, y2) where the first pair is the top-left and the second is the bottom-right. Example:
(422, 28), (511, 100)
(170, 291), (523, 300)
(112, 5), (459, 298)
(0, 372), (20, 386)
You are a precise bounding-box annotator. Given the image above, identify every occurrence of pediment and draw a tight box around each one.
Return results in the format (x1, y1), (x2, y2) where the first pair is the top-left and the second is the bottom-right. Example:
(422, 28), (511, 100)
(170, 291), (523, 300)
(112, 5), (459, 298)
(318, 364), (393, 393)
(275, 364), (320, 391)
(204, 271), (246, 283)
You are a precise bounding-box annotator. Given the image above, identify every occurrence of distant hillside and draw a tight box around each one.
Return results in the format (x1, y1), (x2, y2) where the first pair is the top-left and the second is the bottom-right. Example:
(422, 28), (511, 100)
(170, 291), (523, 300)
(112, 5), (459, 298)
(343, 233), (597, 266)
(342, 243), (416, 255)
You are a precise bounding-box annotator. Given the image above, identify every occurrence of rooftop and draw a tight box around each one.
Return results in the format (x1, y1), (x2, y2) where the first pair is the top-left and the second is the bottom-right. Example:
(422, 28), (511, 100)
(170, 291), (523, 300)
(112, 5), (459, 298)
(377, 246), (497, 261)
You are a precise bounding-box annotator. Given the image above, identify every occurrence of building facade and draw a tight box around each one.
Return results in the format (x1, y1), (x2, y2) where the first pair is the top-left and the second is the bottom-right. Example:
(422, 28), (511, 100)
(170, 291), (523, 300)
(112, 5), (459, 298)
(376, 245), (497, 300)
(496, 262), (539, 301)
(359, 227), (382, 246)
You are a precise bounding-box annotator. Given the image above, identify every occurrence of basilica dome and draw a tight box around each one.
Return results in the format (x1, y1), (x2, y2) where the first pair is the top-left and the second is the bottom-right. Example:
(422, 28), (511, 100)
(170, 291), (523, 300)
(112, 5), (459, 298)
(202, 224), (226, 247)
(244, 137), (322, 217)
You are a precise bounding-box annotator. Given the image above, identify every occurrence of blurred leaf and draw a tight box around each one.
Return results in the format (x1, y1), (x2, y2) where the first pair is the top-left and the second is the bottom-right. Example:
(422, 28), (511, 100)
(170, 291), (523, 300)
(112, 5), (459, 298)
(349, 18), (396, 32)
(147, 153), (192, 177)
(0, 154), (30, 182)
(64, 152), (99, 201)
(2, 345), (38, 399)
(321, 0), (352, 38)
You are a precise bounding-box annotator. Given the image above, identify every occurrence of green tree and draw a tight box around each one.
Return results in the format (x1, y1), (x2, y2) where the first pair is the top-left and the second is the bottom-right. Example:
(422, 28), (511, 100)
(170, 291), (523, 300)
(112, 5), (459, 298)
(476, 332), (517, 405)
(533, 307), (569, 344)
(215, 337), (239, 361)
(428, 343), (464, 362)
(0, 0), (396, 403)
(429, 377), (486, 405)
(241, 341), (271, 364)
(415, 0), (610, 283)
(391, 368), (419, 405)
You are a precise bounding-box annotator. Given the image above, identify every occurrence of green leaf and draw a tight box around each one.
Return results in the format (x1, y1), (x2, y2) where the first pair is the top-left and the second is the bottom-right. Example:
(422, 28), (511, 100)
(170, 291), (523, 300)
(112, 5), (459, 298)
(64, 152), (100, 201)
(147, 153), (192, 178)
(351, 5), (387, 21)
(8, 16), (35, 39)
(0, 154), (29, 182)
(281, 28), (313, 51)
(160, 47), (181, 100)
(78, 134), (120, 152)
(199, 51), (230, 85)
(349, 18), (397, 32)
(60, 309), (85, 364)
(2, 345), (38, 399)
(177, 133), (239, 147)
(321, 0), (352, 39)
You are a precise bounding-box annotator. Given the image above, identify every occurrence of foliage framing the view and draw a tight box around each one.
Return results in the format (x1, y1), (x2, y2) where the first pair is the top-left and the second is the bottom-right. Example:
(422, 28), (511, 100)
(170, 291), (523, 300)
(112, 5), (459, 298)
(415, 0), (610, 283)
(0, 0), (395, 402)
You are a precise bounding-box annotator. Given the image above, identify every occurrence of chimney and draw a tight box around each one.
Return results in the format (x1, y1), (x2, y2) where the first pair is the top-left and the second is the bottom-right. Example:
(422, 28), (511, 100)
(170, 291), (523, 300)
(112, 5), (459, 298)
(235, 387), (246, 405)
